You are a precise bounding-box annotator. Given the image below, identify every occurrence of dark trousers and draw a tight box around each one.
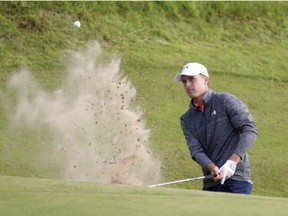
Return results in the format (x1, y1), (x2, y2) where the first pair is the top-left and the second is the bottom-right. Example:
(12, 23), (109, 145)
(203, 179), (253, 194)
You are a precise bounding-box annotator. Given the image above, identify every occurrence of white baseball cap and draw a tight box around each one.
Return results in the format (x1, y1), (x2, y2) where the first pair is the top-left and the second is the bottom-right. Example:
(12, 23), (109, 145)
(174, 63), (209, 82)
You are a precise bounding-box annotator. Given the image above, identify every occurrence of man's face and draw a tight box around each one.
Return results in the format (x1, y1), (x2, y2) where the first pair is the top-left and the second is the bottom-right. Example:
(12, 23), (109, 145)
(181, 74), (209, 99)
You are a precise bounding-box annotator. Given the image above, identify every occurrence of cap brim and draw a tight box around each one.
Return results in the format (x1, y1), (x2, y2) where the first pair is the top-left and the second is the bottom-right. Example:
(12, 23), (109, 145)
(174, 74), (183, 82)
(174, 71), (200, 82)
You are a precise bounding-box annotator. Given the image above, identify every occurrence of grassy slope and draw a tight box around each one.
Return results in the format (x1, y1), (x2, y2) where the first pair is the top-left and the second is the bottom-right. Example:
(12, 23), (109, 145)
(0, 175), (287, 216)
(0, 1), (287, 206)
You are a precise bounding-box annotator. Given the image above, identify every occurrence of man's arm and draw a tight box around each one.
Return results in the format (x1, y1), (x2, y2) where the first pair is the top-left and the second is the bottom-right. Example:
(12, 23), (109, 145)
(225, 94), (258, 158)
(218, 94), (258, 184)
(180, 119), (213, 168)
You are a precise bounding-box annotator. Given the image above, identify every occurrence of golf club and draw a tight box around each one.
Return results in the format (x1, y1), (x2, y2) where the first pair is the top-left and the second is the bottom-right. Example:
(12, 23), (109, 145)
(148, 174), (216, 188)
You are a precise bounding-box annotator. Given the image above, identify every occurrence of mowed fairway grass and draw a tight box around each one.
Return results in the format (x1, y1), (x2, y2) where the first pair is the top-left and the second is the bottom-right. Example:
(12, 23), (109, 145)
(0, 2), (288, 215)
(0, 175), (287, 216)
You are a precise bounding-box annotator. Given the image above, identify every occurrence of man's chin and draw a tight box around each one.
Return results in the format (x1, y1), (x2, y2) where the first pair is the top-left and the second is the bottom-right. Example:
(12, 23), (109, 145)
(187, 93), (196, 98)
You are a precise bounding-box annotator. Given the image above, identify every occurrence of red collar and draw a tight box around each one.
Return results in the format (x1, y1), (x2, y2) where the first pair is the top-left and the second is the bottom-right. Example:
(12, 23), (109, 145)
(193, 100), (205, 112)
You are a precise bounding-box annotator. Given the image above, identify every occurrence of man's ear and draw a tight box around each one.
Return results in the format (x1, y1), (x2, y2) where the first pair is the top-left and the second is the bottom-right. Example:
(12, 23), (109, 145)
(205, 77), (209, 85)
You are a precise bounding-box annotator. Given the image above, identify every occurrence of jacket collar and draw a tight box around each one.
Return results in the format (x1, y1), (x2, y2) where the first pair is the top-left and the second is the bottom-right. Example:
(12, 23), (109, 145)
(189, 88), (214, 109)
(202, 88), (214, 104)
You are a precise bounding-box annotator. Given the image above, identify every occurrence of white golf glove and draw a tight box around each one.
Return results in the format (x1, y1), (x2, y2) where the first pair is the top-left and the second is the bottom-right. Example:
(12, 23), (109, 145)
(219, 160), (237, 184)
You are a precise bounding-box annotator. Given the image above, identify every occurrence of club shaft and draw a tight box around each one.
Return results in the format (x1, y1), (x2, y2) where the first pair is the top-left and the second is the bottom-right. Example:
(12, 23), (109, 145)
(148, 174), (214, 188)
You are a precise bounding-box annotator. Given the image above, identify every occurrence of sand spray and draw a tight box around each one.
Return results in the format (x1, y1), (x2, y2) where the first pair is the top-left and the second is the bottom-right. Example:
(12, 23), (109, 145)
(1, 41), (162, 185)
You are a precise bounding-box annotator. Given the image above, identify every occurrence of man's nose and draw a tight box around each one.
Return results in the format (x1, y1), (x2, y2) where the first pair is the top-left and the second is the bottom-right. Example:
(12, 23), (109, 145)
(185, 80), (192, 87)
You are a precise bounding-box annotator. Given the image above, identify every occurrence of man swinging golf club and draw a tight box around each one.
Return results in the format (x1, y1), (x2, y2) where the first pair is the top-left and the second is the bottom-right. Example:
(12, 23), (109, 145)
(174, 63), (258, 194)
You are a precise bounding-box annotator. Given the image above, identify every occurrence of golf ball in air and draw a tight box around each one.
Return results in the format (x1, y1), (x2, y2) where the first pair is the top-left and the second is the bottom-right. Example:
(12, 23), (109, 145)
(73, 21), (81, 28)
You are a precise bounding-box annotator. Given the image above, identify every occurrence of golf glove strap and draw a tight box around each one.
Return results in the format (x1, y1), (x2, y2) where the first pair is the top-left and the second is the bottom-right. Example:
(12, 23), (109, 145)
(219, 160), (237, 184)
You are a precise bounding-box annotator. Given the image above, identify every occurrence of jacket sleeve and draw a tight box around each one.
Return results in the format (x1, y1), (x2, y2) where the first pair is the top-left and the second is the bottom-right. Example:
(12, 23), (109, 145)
(180, 118), (213, 168)
(225, 94), (258, 159)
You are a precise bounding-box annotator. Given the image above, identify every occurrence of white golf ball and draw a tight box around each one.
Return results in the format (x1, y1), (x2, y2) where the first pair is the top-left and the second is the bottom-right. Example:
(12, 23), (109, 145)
(73, 21), (81, 28)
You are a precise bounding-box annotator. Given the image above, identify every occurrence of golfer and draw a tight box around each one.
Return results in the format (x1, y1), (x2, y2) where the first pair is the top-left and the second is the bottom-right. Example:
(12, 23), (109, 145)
(175, 63), (258, 194)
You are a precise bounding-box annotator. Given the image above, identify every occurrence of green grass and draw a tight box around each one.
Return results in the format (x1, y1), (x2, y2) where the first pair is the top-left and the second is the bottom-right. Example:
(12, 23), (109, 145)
(0, 175), (287, 216)
(0, 1), (288, 214)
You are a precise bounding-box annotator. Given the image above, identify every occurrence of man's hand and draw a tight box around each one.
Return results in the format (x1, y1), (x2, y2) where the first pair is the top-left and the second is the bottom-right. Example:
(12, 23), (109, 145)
(219, 160), (237, 184)
(207, 163), (221, 182)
